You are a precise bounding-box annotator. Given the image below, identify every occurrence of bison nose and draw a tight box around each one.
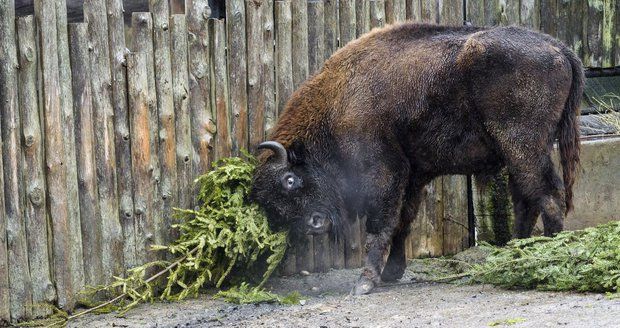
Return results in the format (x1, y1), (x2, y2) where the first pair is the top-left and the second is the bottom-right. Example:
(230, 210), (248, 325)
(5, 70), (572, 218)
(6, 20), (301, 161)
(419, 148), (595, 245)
(308, 212), (326, 229)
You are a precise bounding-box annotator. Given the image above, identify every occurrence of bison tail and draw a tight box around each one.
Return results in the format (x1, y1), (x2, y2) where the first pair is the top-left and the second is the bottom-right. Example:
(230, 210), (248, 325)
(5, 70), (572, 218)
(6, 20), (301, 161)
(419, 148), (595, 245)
(558, 48), (584, 214)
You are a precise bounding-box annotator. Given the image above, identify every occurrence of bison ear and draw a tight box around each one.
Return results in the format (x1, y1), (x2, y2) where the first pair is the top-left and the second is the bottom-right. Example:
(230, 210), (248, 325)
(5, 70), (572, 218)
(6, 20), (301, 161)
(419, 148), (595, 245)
(287, 140), (305, 165)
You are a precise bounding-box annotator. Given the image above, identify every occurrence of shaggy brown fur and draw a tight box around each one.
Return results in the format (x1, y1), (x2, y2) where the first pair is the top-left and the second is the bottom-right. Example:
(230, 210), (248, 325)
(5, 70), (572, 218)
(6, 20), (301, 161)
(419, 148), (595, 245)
(251, 22), (583, 295)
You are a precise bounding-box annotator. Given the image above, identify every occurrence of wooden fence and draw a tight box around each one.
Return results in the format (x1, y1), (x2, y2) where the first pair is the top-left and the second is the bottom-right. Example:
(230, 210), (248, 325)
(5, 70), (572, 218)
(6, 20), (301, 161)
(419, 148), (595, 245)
(0, 0), (618, 323)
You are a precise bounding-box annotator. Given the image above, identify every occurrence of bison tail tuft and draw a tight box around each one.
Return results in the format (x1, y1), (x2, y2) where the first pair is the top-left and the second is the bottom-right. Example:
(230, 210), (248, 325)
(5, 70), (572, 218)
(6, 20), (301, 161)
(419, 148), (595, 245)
(558, 47), (584, 214)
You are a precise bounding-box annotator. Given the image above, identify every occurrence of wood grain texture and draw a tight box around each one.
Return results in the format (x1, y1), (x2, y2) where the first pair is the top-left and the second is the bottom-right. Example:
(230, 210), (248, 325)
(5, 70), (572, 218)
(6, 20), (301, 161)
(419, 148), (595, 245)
(275, 1), (293, 117)
(150, 0), (178, 246)
(324, 0), (339, 57)
(84, 0), (124, 282)
(261, 0), (276, 139)
(210, 19), (232, 160)
(131, 12), (163, 253)
(247, 0), (266, 150)
(69, 22), (105, 288)
(108, 0), (136, 269)
(226, 0), (248, 155)
(56, 0), (85, 295)
(339, 0), (356, 46)
(186, 0), (215, 177)
(2, 0), (32, 320)
(18, 15), (55, 319)
(371, 0), (387, 28)
(127, 52), (157, 266)
(356, 0), (370, 37)
(520, 0), (540, 29)
(171, 14), (193, 211)
(35, 0), (74, 310)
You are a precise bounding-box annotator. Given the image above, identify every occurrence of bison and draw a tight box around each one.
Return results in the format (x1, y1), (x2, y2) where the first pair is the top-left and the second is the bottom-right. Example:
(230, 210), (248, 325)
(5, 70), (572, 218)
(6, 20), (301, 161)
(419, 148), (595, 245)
(250, 23), (583, 295)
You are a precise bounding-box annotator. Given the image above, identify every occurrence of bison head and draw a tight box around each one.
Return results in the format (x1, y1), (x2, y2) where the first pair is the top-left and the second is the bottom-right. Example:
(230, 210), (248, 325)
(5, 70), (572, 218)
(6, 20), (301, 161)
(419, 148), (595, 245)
(250, 141), (347, 240)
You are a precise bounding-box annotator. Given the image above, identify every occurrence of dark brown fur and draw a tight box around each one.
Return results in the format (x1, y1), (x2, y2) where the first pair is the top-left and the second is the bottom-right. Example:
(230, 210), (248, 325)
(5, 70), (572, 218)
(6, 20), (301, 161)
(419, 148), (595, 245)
(251, 23), (583, 294)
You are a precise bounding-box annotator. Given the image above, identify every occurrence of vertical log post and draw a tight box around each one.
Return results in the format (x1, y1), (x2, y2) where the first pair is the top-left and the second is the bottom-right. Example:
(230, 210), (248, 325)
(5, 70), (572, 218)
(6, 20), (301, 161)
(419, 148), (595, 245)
(84, 0), (124, 282)
(2, 1), (33, 320)
(227, 0), (249, 154)
(18, 15), (55, 318)
(261, 0), (276, 138)
(209, 19), (232, 160)
(187, 0), (215, 177)
(275, 1), (293, 117)
(308, 0), (331, 273)
(150, 0), (178, 246)
(127, 52), (156, 267)
(274, 1), (296, 274)
(35, 0), (74, 310)
(371, 0), (386, 28)
(406, 0), (421, 21)
(131, 12), (163, 252)
(324, 0), (339, 56)
(107, 0), (136, 269)
(56, 0), (85, 294)
(291, 0), (314, 274)
(69, 23), (105, 288)
(385, 0), (395, 24)
(520, 0), (540, 29)
(356, 0), (370, 37)
(339, 0), (357, 46)
(247, 0), (265, 149)
(171, 14), (193, 210)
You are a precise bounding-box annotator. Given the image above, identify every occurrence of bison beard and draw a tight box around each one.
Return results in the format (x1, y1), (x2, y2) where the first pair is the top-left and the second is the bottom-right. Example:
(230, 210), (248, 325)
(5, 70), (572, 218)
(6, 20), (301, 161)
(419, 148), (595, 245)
(250, 23), (583, 295)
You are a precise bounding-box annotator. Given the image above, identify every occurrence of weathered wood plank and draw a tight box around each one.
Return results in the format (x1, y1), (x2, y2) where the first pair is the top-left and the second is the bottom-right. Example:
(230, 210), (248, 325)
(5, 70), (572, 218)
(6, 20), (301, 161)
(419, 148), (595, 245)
(274, 1), (296, 275)
(601, 0), (616, 67)
(541, 0), (558, 36)
(324, 0), (339, 56)
(35, 0), (74, 310)
(356, 0), (370, 37)
(442, 176), (468, 255)
(420, 0), (438, 24)
(483, 0), (501, 26)
(1, 0), (32, 320)
(226, 0), (248, 154)
(69, 22), (105, 288)
(131, 12), (163, 258)
(339, 0), (356, 46)
(584, 0), (603, 67)
(107, 0), (136, 269)
(308, 1), (326, 75)
(520, 0), (540, 29)
(209, 19), (232, 159)
(440, 0), (463, 26)
(385, 0), (395, 24)
(127, 52), (156, 267)
(291, 0), (313, 273)
(394, 0), (406, 22)
(291, 0), (309, 89)
(171, 14), (193, 211)
(186, 0), (215, 176)
(17, 15), (55, 318)
(150, 0), (177, 246)
(406, 0), (421, 21)
(370, 0), (387, 28)
(308, 0), (330, 273)
(56, 0), (85, 295)
(275, 1), (293, 117)
(84, 0), (124, 281)
(261, 0), (276, 138)
(247, 0), (265, 150)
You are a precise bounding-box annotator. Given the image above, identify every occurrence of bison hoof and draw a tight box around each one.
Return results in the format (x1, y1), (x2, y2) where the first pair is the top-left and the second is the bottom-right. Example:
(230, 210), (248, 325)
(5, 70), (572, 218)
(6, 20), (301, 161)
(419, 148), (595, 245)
(380, 264), (406, 282)
(351, 277), (375, 295)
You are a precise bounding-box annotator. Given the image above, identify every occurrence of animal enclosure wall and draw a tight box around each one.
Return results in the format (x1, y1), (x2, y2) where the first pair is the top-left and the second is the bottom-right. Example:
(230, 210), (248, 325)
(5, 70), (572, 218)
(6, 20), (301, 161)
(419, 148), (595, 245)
(0, 0), (618, 323)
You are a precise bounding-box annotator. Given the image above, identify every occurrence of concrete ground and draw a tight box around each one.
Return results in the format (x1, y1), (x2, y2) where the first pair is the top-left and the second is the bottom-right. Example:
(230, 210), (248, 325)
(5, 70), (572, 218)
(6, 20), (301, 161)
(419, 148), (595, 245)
(69, 259), (620, 328)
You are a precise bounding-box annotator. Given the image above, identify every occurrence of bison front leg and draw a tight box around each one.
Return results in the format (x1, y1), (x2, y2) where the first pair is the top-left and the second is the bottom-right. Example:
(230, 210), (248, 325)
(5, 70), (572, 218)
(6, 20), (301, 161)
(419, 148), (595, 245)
(352, 164), (409, 295)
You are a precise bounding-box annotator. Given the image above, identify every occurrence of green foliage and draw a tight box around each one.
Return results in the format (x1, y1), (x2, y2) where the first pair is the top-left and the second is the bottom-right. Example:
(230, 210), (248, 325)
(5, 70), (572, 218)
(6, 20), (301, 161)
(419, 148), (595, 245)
(80, 154), (289, 315)
(468, 221), (620, 294)
(488, 317), (526, 326)
(14, 304), (68, 327)
(214, 282), (303, 305)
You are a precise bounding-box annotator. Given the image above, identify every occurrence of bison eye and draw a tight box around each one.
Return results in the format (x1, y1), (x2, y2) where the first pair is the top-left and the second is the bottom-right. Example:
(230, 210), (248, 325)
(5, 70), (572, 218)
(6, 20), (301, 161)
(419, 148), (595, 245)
(282, 173), (301, 191)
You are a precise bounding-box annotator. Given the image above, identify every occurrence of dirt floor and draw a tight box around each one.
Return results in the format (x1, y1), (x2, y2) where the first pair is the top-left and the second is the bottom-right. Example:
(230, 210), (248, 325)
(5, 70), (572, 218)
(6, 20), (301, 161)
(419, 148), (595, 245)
(68, 255), (620, 328)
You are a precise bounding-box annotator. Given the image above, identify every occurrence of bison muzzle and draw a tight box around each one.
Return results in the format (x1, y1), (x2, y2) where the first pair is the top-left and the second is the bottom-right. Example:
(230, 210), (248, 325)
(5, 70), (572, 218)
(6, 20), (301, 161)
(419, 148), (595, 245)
(250, 23), (583, 295)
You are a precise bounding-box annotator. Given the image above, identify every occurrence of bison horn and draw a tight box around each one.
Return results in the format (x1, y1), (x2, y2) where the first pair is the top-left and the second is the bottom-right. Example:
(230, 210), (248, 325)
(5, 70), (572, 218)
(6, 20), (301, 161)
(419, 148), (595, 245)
(258, 141), (288, 165)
